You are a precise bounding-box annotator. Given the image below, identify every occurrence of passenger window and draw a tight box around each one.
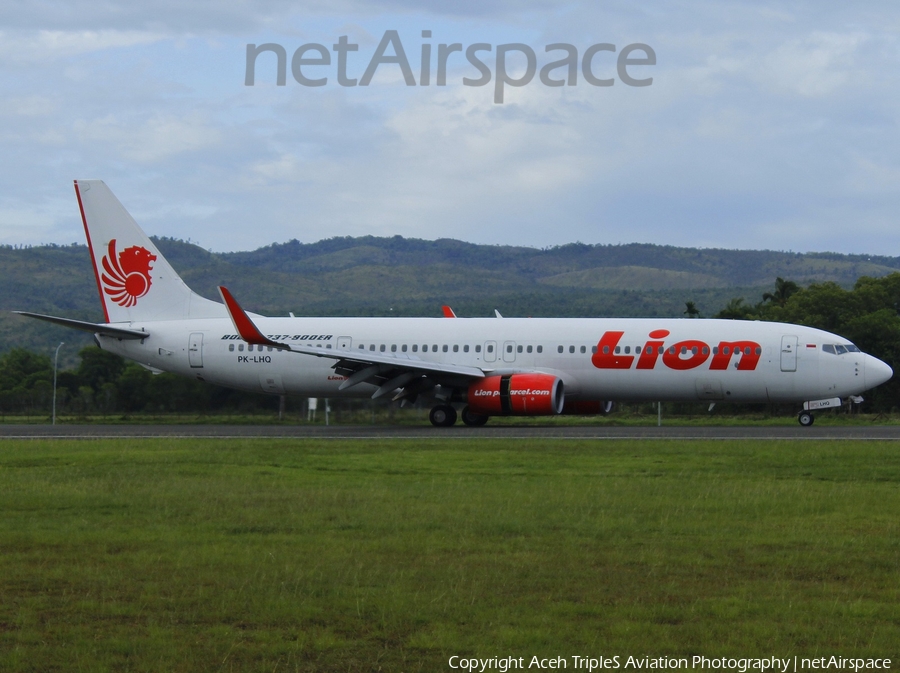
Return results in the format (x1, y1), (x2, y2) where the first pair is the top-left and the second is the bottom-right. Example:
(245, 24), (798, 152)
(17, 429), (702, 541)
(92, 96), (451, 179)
(569, 345), (575, 354)
(636, 346), (641, 354)
(443, 345), (449, 352)
(591, 346), (597, 354)
(402, 345), (407, 352)
(359, 344), (365, 350)
(464, 345), (469, 353)
(623, 346), (629, 354)
(412, 344), (418, 352)
(614, 347), (620, 354)
(722, 347), (730, 355)
(580, 346), (586, 354)
(487, 345), (494, 353)
(391, 345), (397, 352)
(433, 344), (438, 352)
(453, 345), (459, 352)
(713, 347), (718, 355)
(238, 344), (244, 352)
(475, 345), (482, 353)
(380, 344), (386, 352)
(558, 346), (563, 353)
(507, 345), (513, 353)
(326, 344), (332, 349)
(603, 346), (610, 354)
(517, 345), (523, 353)
(370, 344), (375, 351)
(744, 347), (751, 355)
(537, 345), (542, 353)
(702, 347), (708, 355)
(229, 344), (234, 352)
(755, 347), (761, 355)
(526, 345), (532, 353)
(422, 345), (427, 352)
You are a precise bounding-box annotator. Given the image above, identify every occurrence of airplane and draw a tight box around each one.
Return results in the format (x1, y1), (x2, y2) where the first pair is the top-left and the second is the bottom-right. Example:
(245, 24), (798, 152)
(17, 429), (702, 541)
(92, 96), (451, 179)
(14, 180), (893, 427)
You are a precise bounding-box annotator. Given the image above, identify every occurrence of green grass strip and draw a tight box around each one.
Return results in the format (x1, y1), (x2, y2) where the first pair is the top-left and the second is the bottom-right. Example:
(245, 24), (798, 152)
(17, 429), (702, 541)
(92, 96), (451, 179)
(0, 439), (898, 671)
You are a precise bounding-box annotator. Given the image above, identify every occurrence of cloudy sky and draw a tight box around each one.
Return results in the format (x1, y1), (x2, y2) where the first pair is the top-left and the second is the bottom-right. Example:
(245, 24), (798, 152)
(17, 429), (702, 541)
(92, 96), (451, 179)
(1, 1), (898, 255)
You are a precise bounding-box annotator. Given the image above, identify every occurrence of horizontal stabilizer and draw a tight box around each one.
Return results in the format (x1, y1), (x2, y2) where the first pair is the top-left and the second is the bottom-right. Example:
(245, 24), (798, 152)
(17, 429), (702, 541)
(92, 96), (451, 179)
(13, 311), (148, 340)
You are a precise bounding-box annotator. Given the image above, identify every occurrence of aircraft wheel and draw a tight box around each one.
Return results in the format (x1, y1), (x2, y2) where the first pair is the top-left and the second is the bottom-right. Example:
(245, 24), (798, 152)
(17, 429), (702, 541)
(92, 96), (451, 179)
(798, 411), (814, 427)
(429, 404), (458, 427)
(461, 406), (489, 427)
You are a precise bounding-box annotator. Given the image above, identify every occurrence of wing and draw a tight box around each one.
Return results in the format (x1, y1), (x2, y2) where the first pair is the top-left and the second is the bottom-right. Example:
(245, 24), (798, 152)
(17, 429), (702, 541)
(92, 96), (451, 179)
(218, 287), (485, 401)
(13, 311), (148, 340)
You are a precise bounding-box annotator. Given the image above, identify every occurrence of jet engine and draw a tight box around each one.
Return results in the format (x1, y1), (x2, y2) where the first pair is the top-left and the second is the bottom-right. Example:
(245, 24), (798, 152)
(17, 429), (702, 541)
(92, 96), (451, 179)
(467, 373), (565, 416)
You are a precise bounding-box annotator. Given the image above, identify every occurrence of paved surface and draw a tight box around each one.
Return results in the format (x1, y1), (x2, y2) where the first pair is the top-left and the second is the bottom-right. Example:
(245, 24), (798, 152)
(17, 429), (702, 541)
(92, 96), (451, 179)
(2, 424), (900, 440)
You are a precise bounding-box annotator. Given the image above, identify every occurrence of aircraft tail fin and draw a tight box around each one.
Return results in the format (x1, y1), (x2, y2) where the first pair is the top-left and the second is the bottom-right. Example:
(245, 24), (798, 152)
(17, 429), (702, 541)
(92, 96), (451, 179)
(74, 180), (225, 323)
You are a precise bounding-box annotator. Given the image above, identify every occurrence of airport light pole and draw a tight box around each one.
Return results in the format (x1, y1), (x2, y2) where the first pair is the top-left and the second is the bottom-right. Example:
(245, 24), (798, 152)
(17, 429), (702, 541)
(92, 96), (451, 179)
(52, 342), (64, 425)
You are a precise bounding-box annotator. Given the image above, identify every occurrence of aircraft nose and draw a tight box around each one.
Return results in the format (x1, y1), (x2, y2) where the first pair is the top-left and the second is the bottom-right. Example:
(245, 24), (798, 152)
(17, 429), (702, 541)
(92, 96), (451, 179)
(865, 355), (893, 389)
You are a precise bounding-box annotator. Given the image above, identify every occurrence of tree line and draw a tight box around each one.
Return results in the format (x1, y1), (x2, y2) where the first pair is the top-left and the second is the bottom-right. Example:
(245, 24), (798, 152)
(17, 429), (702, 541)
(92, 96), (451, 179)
(707, 273), (900, 410)
(3, 273), (900, 416)
(0, 347), (276, 417)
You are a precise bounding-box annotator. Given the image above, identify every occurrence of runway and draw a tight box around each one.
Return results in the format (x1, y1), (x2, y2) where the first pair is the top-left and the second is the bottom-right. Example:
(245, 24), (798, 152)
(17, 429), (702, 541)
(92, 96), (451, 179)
(2, 423), (900, 440)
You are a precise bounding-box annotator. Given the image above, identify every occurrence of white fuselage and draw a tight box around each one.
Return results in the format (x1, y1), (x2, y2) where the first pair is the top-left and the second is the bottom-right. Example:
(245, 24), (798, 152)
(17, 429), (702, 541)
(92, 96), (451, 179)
(99, 316), (890, 405)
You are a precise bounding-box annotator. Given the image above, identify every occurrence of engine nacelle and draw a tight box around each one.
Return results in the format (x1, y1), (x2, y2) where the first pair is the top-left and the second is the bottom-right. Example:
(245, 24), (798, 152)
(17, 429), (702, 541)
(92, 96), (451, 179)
(467, 373), (565, 416)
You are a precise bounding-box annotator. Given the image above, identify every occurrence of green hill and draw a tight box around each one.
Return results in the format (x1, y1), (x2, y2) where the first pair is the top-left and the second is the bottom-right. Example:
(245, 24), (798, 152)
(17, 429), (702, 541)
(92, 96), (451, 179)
(3, 236), (900, 361)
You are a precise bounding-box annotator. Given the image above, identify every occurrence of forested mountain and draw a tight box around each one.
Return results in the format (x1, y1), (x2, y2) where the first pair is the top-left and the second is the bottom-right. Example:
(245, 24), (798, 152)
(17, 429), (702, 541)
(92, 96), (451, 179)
(3, 236), (900, 363)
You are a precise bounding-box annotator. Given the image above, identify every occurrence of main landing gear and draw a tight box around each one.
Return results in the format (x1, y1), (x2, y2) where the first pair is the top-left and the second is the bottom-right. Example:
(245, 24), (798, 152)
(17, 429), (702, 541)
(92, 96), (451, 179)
(798, 411), (815, 427)
(429, 404), (457, 427)
(429, 405), (491, 427)
(460, 406), (489, 427)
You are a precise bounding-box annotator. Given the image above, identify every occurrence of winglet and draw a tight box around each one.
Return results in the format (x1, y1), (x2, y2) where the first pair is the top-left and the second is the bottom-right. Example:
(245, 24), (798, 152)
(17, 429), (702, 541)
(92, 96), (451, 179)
(218, 286), (285, 348)
(441, 305), (457, 318)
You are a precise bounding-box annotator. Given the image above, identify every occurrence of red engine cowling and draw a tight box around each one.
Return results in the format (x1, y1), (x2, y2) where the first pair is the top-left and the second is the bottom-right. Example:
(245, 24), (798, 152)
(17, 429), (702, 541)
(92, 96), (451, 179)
(467, 374), (565, 416)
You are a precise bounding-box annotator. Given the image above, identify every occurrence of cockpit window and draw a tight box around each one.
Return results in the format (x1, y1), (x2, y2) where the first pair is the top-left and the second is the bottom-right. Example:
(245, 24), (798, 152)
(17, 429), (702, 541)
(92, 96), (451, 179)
(822, 343), (860, 355)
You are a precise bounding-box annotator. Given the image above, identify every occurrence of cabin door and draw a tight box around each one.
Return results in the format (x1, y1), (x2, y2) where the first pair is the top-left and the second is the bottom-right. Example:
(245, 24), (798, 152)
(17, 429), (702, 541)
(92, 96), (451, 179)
(780, 335), (798, 372)
(189, 332), (204, 368)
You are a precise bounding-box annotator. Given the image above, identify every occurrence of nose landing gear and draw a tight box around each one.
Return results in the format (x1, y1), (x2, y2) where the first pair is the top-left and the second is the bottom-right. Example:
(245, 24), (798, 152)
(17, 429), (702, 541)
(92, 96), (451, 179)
(798, 411), (814, 427)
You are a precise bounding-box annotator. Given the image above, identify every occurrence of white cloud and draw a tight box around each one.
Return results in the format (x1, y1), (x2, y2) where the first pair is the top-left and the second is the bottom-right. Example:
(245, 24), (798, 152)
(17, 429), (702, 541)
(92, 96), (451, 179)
(72, 114), (223, 163)
(0, 30), (164, 63)
(760, 31), (869, 97)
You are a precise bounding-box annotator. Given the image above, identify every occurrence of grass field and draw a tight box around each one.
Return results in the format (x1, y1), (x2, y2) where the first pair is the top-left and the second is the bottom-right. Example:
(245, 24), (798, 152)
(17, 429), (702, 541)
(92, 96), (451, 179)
(0, 438), (898, 671)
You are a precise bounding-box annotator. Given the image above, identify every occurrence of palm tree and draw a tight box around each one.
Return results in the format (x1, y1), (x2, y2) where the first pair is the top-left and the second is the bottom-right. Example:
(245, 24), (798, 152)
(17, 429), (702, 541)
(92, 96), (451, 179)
(762, 277), (799, 307)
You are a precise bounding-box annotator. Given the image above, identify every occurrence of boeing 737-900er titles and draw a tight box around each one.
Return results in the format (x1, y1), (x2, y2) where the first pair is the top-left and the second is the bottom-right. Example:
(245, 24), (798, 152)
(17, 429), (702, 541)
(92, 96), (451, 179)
(14, 180), (894, 427)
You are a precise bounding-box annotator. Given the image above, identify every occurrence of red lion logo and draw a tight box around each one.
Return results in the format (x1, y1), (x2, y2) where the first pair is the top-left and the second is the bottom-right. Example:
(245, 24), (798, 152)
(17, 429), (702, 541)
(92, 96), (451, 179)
(100, 239), (157, 307)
